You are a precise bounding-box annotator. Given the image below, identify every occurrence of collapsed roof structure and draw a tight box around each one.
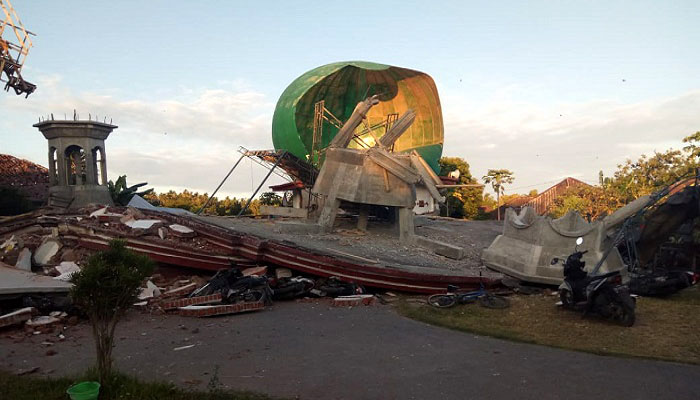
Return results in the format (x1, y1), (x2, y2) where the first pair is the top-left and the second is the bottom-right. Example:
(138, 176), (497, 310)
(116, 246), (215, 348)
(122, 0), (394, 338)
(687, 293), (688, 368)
(483, 176), (700, 285)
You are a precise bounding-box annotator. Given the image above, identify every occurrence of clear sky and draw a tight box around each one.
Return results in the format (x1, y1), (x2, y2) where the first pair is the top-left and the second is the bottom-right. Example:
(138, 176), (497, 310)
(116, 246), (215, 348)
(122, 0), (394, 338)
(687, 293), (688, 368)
(2, 0), (699, 198)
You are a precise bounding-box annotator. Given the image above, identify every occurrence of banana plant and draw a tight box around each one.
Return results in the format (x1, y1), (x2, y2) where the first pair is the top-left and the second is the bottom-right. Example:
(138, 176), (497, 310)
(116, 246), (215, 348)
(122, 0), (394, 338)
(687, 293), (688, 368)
(107, 175), (153, 206)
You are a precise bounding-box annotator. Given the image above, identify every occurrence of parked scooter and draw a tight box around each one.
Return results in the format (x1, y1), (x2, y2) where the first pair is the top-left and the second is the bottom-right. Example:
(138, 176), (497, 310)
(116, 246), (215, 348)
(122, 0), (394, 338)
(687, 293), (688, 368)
(553, 237), (636, 327)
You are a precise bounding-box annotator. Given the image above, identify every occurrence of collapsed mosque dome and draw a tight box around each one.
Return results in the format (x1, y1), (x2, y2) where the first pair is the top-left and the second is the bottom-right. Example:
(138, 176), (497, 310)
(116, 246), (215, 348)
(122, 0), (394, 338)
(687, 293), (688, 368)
(272, 61), (444, 174)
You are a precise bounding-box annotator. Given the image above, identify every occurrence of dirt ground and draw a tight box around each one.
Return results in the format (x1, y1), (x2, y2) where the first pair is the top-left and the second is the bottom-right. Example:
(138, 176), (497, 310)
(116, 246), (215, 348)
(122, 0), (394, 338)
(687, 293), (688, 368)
(1, 300), (699, 400)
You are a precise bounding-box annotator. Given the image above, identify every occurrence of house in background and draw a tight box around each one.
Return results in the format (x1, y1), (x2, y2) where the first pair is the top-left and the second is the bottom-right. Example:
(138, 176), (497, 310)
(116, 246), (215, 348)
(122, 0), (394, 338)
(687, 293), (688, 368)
(524, 177), (590, 215)
(0, 154), (49, 208)
(482, 177), (590, 219)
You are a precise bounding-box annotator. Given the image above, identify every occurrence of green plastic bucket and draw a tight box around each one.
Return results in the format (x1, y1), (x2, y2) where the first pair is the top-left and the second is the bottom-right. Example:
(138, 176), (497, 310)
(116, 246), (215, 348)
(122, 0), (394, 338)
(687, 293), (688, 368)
(66, 381), (100, 400)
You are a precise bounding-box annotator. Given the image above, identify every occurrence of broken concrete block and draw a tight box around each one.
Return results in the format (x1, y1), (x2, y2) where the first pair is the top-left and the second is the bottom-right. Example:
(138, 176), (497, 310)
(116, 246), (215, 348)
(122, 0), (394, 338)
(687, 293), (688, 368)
(125, 206), (146, 219)
(33, 239), (62, 266)
(138, 280), (162, 300)
(124, 219), (162, 230)
(0, 307), (36, 329)
(60, 248), (79, 262)
(15, 248), (32, 271)
(169, 224), (195, 238)
(53, 261), (80, 281)
(414, 236), (465, 260)
(25, 315), (61, 328)
(89, 207), (108, 218)
(242, 266), (268, 277)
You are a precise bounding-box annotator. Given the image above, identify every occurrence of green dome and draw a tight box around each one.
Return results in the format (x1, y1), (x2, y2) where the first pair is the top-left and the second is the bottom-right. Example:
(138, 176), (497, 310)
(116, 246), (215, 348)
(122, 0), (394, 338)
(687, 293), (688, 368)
(272, 61), (444, 174)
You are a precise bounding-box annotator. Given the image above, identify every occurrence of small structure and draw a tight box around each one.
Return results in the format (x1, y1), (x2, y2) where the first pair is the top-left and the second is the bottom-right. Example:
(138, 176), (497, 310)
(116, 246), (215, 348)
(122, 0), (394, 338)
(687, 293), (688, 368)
(34, 118), (116, 208)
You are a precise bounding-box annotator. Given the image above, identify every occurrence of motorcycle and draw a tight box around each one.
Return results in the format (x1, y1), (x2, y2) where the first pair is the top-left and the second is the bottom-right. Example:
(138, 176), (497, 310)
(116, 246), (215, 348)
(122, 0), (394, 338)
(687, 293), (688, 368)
(554, 237), (636, 327)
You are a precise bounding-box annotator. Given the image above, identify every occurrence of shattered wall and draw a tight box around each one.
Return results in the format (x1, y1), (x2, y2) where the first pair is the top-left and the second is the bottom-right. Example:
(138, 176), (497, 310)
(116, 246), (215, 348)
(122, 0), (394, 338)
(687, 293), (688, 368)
(482, 207), (626, 285)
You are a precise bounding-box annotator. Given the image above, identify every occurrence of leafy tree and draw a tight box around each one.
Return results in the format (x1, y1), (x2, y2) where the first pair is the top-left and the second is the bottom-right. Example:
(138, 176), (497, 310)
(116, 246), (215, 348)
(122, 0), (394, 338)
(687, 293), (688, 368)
(609, 149), (692, 203)
(528, 189), (538, 197)
(108, 175), (153, 206)
(482, 169), (515, 220)
(144, 189), (260, 216)
(549, 132), (699, 219)
(259, 192), (282, 206)
(549, 185), (626, 220)
(70, 240), (154, 384)
(682, 131), (700, 159)
(438, 157), (483, 219)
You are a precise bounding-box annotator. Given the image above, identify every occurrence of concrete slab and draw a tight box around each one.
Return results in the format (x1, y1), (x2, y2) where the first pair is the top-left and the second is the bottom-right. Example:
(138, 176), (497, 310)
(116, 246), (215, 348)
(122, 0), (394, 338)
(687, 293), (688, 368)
(259, 205), (308, 218)
(414, 236), (465, 260)
(0, 262), (72, 296)
(15, 248), (32, 271)
(33, 239), (61, 265)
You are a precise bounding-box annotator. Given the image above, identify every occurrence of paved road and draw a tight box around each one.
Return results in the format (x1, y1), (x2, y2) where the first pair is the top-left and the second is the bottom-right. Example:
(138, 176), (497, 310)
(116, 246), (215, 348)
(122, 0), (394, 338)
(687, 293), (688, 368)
(1, 301), (698, 400)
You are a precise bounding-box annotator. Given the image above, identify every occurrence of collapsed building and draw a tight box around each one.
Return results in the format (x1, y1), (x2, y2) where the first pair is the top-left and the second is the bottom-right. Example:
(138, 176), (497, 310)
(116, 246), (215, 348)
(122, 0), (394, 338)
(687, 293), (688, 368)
(1, 61), (506, 327)
(483, 176), (699, 291)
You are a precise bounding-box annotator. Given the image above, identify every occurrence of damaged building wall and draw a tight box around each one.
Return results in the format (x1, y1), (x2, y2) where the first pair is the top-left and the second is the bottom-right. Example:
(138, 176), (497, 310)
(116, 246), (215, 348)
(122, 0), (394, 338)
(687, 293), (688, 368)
(482, 206), (626, 285)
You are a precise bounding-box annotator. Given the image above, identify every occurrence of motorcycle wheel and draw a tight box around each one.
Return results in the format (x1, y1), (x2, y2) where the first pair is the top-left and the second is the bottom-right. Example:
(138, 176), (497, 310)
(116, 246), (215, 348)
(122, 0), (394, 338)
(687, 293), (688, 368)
(427, 294), (457, 308)
(478, 294), (510, 309)
(559, 289), (574, 309)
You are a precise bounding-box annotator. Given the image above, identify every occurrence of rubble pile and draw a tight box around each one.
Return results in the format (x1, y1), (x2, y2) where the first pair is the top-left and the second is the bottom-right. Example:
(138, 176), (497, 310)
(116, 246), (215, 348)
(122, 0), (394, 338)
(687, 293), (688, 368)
(138, 265), (376, 319)
(0, 205), (381, 332)
(0, 154), (49, 204)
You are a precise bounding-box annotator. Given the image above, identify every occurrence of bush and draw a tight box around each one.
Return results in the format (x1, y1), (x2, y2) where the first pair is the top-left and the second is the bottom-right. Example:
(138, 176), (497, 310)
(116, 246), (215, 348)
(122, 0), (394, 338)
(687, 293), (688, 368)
(70, 240), (154, 383)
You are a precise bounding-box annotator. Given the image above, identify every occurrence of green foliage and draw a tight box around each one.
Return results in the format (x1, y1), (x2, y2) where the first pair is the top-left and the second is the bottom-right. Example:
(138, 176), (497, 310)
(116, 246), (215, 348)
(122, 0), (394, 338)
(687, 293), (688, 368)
(550, 133), (699, 219)
(0, 186), (33, 216)
(549, 185), (626, 220)
(682, 131), (700, 159)
(107, 175), (154, 206)
(259, 192), (282, 206)
(0, 369), (280, 400)
(482, 169), (515, 220)
(438, 157), (483, 219)
(70, 240), (155, 384)
(146, 189), (260, 216)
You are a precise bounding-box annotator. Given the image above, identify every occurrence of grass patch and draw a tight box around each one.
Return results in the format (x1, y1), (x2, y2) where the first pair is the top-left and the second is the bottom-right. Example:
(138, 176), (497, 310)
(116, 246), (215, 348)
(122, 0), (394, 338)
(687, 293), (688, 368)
(397, 285), (700, 364)
(0, 369), (281, 400)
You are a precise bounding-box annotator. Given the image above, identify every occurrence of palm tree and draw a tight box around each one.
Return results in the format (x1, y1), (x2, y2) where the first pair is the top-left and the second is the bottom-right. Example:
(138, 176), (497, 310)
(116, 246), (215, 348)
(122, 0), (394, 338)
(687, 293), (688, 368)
(482, 169), (515, 221)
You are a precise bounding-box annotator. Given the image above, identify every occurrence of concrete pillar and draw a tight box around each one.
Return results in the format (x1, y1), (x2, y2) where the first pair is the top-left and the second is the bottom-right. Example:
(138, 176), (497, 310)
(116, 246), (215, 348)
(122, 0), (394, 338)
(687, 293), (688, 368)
(357, 205), (369, 231)
(48, 147), (56, 185)
(56, 145), (67, 186)
(100, 148), (107, 186)
(318, 196), (341, 233)
(84, 148), (96, 185)
(398, 207), (415, 244)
